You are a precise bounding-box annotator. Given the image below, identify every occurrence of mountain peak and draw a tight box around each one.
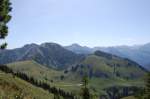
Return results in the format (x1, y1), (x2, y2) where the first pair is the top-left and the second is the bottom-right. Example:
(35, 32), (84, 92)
(66, 44), (92, 54)
(70, 43), (82, 47)
(41, 42), (62, 48)
(23, 43), (39, 49)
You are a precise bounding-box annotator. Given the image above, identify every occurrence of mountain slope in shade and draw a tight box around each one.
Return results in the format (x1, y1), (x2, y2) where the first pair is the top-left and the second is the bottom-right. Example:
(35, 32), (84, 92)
(65, 43), (150, 70)
(1, 42), (150, 70)
(6, 54), (147, 97)
(0, 43), (84, 69)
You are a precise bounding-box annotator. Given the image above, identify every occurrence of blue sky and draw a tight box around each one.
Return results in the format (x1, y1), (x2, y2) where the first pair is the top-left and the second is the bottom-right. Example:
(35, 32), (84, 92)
(6, 0), (150, 48)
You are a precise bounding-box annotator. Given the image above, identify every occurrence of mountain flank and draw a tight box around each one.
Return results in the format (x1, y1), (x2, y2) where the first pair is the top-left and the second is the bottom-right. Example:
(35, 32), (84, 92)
(66, 43), (150, 70)
(0, 43), (85, 69)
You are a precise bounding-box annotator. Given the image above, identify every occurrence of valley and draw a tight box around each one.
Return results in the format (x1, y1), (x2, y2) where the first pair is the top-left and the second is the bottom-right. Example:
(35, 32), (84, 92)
(0, 43), (148, 98)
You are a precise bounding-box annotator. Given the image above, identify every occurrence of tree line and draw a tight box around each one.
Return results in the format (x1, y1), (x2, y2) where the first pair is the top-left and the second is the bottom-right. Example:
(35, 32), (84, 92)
(0, 65), (76, 99)
(135, 72), (150, 99)
(99, 86), (144, 99)
(0, 65), (150, 99)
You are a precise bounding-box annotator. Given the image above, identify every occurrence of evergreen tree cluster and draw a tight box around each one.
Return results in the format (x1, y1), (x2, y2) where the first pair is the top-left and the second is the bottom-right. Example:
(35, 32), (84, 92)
(142, 72), (150, 99)
(81, 76), (90, 99)
(102, 86), (142, 99)
(0, 0), (12, 49)
(0, 65), (75, 99)
(133, 72), (150, 99)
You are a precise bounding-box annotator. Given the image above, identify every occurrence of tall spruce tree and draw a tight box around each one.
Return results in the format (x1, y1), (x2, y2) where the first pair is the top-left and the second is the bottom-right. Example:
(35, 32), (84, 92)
(0, 0), (12, 49)
(81, 76), (90, 99)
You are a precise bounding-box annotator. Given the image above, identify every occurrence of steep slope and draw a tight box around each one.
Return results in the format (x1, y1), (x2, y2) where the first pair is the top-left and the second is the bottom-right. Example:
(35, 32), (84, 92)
(0, 71), (53, 99)
(65, 43), (150, 70)
(0, 43), (84, 69)
(96, 43), (150, 70)
(7, 60), (63, 82)
(66, 51), (146, 80)
(6, 55), (147, 97)
(59, 51), (147, 96)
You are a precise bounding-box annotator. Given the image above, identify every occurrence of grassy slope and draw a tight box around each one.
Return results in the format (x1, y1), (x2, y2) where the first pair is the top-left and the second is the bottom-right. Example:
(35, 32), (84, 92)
(7, 61), (76, 94)
(7, 59), (146, 97)
(7, 60), (63, 82)
(83, 55), (146, 94)
(0, 71), (53, 99)
(62, 55), (146, 95)
(81, 55), (146, 78)
(121, 96), (137, 99)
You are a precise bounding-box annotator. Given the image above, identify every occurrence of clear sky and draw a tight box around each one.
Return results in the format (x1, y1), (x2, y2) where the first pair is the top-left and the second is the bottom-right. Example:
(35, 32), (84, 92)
(6, 0), (150, 48)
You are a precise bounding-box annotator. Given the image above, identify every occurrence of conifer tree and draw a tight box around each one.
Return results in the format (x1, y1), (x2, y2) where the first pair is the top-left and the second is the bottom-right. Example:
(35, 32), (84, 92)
(144, 72), (150, 99)
(54, 94), (60, 99)
(0, 0), (12, 49)
(81, 76), (90, 99)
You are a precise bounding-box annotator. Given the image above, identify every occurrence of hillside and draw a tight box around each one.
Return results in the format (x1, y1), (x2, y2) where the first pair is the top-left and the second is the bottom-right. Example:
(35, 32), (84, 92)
(61, 51), (146, 96)
(0, 70), (53, 99)
(0, 43), (84, 69)
(65, 43), (150, 70)
(4, 51), (147, 98)
(66, 51), (146, 80)
(7, 60), (63, 82)
(97, 43), (150, 70)
(1, 42), (150, 70)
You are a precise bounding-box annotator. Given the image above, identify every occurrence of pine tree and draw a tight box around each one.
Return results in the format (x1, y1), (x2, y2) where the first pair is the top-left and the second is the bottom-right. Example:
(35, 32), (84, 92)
(54, 94), (60, 99)
(81, 76), (90, 99)
(0, 0), (12, 49)
(144, 72), (150, 99)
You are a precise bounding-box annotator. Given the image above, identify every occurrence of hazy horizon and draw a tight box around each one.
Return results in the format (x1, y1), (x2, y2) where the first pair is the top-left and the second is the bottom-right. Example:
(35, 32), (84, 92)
(5, 41), (150, 50)
(7, 0), (150, 48)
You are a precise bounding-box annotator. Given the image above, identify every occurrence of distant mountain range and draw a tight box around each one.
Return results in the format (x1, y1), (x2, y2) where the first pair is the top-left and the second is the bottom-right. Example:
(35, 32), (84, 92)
(0, 42), (149, 70)
(0, 42), (147, 97)
(0, 43), (84, 69)
(2, 51), (147, 97)
(66, 43), (150, 70)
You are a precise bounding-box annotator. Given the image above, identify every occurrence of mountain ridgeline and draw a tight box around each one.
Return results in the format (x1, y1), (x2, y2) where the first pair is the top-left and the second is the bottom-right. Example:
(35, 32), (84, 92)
(65, 51), (146, 81)
(0, 42), (148, 98)
(0, 43), (85, 69)
(0, 42), (148, 73)
(66, 43), (150, 70)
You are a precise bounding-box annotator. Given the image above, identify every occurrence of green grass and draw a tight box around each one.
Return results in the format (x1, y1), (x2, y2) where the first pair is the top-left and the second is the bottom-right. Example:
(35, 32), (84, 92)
(81, 55), (146, 78)
(0, 71), (53, 99)
(89, 77), (144, 95)
(7, 60), (63, 82)
(6, 59), (146, 97)
(121, 96), (137, 99)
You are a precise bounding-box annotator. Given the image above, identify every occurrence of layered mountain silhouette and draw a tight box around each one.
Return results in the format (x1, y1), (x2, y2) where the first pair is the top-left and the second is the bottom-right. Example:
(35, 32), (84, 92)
(0, 43), (84, 69)
(65, 50), (146, 81)
(66, 43), (150, 70)
(0, 42), (147, 98)
(0, 42), (149, 71)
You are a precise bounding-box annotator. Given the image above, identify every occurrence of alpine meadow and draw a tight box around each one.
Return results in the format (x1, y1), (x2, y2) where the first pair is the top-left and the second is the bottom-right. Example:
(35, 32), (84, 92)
(0, 0), (150, 99)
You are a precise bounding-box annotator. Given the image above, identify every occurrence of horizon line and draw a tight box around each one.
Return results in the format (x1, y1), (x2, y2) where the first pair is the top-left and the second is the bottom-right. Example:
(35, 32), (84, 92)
(6, 41), (150, 50)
